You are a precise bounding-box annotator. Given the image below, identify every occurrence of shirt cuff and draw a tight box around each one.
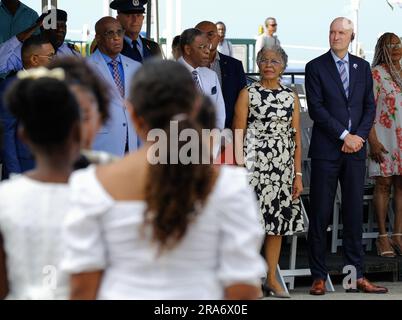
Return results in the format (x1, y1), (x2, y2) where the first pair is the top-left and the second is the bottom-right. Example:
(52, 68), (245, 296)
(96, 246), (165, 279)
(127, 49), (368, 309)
(340, 130), (349, 140)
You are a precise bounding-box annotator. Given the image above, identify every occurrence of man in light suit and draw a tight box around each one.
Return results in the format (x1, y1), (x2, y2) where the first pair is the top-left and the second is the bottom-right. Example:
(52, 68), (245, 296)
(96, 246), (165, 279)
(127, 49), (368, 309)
(88, 16), (141, 157)
(305, 17), (387, 295)
(178, 28), (225, 130)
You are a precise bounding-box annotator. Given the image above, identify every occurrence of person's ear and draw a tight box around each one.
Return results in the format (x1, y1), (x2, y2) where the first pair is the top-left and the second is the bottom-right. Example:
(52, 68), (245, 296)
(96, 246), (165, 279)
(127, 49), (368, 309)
(184, 44), (191, 56)
(95, 33), (102, 45)
(351, 32), (355, 42)
(30, 54), (39, 67)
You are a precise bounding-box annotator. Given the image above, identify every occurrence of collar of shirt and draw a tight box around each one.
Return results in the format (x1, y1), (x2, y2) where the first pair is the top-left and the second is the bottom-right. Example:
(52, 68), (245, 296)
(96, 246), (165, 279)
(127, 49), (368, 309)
(56, 43), (74, 56)
(210, 52), (222, 87)
(125, 35), (143, 53)
(179, 56), (199, 73)
(212, 52), (221, 63)
(101, 52), (123, 65)
(331, 50), (349, 65)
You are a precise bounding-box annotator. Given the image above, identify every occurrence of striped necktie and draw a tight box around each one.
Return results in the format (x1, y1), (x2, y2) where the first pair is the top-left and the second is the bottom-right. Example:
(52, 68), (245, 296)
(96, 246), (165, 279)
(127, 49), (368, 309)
(337, 59), (351, 130)
(337, 59), (349, 97)
(192, 70), (203, 92)
(110, 59), (125, 98)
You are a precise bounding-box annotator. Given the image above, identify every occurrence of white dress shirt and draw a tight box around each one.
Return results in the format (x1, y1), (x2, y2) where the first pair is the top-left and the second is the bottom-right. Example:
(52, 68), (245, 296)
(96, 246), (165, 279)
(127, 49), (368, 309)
(331, 50), (351, 140)
(178, 57), (226, 130)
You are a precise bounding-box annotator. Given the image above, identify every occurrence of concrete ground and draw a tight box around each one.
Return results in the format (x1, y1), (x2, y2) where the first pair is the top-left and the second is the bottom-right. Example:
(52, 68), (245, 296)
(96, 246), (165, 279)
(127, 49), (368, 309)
(262, 282), (402, 300)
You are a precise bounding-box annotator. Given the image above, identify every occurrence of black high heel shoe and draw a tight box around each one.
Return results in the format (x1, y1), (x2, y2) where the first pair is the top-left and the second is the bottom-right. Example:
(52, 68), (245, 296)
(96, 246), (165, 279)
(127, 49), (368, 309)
(262, 282), (291, 298)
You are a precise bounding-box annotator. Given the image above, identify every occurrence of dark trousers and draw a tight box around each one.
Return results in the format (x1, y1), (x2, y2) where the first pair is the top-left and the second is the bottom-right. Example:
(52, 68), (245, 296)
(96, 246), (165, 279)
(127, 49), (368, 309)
(308, 155), (366, 280)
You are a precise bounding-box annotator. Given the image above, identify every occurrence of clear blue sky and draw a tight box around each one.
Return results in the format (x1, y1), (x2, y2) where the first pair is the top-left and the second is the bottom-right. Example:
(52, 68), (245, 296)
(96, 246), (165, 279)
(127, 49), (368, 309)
(23, 0), (402, 64)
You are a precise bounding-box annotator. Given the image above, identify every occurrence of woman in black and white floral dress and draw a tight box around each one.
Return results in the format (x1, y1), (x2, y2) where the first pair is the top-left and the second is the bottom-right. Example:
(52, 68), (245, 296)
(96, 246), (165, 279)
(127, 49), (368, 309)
(233, 45), (303, 298)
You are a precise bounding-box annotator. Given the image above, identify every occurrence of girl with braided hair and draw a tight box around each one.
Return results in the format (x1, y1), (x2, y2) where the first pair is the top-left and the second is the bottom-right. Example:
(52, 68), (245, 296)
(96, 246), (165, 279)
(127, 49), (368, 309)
(369, 32), (402, 257)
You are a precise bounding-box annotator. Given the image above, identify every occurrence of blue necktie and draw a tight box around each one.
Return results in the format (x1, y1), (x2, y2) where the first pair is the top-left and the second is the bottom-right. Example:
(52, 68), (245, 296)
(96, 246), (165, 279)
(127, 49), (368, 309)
(337, 60), (351, 130)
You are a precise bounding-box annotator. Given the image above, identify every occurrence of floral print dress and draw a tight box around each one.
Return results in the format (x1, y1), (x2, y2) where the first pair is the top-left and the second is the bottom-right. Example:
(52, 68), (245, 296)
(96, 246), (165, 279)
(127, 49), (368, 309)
(244, 82), (304, 235)
(369, 65), (402, 177)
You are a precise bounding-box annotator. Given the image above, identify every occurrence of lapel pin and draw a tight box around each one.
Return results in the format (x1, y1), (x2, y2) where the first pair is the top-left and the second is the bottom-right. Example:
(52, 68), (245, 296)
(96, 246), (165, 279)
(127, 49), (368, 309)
(353, 63), (358, 69)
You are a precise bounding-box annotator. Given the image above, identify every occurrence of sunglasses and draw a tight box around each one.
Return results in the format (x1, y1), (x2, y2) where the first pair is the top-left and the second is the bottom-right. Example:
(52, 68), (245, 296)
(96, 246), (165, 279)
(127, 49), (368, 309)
(269, 24), (277, 27)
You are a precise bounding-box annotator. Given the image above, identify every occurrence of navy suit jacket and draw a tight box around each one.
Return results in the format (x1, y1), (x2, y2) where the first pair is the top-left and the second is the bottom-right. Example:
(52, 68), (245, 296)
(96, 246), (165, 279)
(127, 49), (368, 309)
(0, 74), (34, 177)
(305, 50), (375, 160)
(218, 53), (247, 129)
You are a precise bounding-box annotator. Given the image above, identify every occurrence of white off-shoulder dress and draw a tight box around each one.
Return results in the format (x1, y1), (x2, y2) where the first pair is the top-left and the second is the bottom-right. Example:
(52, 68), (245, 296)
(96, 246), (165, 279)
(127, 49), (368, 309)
(61, 165), (266, 300)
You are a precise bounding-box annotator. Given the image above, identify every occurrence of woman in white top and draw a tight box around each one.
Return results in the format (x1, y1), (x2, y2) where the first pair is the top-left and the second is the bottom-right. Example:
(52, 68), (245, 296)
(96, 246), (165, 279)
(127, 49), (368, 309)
(0, 70), (82, 299)
(62, 60), (266, 300)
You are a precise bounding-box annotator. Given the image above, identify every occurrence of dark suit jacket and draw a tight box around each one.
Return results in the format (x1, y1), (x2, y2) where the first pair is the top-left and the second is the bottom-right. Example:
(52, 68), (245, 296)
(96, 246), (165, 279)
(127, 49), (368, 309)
(0, 74), (34, 178)
(305, 50), (375, 160)
(218, 53), (247, 129)
(121, 36), (162, 63)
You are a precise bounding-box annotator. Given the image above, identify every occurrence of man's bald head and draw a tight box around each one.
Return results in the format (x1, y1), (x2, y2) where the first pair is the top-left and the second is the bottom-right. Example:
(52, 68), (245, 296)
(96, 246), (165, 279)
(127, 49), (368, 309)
(95, 16), (124, 59)
(329, 17), (355, 57)
(195, 21), (216, 30)
(330, 17), (354, 33)
(95, 16), (121, 34)
(195, 21), (219, 56)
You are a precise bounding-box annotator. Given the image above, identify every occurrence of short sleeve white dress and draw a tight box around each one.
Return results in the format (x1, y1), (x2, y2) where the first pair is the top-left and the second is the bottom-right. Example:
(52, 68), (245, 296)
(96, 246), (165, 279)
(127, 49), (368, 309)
(61, 165), (266, 300)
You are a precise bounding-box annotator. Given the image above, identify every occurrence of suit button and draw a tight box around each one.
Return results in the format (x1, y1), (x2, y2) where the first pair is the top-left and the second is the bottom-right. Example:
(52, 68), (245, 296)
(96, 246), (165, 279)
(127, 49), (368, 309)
(123, 123), (127, 127)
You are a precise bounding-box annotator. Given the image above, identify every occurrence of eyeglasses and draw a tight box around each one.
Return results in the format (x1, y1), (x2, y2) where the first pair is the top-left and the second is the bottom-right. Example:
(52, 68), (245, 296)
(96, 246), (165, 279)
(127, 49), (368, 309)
(387, 43), (402, 49)
(206, 31), (217, 38)
(269, 24), (277, 27)
(259, 58), (282, 66)
(103, 29), (125, 39)
(35, 53), (55, 61)
(197, 43), (212, 51)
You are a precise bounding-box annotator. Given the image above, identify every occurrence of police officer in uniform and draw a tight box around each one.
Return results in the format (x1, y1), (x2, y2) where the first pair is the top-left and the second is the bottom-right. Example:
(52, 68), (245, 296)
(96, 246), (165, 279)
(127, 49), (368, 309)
(110, 0), (162, 63)
(40, 9), (80, 56)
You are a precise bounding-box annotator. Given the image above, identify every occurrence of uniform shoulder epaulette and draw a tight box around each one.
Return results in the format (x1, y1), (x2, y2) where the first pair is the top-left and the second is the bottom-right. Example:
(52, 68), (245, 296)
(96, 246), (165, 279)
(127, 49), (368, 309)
(67, 42), (81, 54)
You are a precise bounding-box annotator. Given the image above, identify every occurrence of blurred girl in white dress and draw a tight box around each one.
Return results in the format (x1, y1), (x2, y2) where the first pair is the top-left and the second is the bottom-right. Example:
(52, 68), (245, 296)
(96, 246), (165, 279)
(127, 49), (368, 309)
(62, 60), (266, 300)
(0, 70), (81, 299)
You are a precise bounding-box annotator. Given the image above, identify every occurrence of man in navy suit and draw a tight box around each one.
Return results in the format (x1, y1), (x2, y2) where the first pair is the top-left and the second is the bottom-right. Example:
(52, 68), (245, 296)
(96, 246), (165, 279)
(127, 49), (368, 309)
(110, 0), (161, 64)
(305, 17), (387, 295)
(196, 21), (246, 129)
